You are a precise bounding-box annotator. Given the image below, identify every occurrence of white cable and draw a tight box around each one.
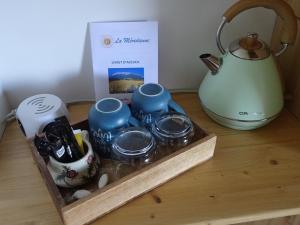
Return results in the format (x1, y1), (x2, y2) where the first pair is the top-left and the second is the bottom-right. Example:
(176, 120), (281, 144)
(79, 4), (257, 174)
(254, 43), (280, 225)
(4, 109), (16, 122)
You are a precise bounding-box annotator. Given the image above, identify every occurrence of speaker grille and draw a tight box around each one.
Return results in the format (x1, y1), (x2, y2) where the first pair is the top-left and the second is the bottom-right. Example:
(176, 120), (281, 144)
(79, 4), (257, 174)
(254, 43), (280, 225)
(26, 96), (56, 115)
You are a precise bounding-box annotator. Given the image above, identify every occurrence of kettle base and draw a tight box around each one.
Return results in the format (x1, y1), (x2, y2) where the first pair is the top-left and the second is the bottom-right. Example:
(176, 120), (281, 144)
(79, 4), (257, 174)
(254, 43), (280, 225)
(202, 107), (279, 130)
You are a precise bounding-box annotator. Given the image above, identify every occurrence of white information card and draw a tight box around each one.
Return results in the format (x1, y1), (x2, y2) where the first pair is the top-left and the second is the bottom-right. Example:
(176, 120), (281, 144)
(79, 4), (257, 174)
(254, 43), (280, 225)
(89, 21), (158, 102)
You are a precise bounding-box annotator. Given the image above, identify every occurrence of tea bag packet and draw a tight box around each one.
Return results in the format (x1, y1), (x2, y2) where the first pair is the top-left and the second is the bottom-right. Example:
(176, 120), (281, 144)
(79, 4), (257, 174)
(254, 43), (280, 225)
(45, 117), (84, 162)
(34, 133), (73, 162)
(73, 129), (85, 155)
(34, 134), (52, 159)
(35, 116), (84, 163)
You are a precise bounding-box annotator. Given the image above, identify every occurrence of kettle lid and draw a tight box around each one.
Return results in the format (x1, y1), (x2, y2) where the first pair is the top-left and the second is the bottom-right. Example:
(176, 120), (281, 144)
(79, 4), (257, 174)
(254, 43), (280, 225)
(229, 33), (271, 60)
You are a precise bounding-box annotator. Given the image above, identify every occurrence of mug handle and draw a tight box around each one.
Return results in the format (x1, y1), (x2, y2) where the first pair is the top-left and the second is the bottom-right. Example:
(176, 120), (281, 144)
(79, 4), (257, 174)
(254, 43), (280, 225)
(128, 116), (140, 127)
(168, 100), (186, 115)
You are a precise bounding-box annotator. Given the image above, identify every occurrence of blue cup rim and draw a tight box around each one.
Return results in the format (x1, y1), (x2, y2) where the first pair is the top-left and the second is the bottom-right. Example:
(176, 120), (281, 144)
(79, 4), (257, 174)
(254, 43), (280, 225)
(138, 83), (164, 97)
(95, 97), (123, 113)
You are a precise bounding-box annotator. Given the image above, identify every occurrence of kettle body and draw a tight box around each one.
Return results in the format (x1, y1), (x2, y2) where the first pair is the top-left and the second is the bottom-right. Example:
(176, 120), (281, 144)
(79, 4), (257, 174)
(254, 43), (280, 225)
(199, 53), (283, 130)
(198, 0), (297, 130)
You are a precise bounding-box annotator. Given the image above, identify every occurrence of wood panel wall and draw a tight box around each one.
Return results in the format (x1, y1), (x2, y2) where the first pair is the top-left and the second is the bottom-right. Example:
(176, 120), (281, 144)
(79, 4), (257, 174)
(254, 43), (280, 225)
(271, 0), (300, 119)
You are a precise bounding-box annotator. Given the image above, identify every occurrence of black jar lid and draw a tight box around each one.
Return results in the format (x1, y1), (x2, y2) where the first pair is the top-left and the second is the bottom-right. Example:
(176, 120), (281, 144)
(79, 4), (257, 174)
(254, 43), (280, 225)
(152, 113), (193, 139)
(112, 127), (156, 158)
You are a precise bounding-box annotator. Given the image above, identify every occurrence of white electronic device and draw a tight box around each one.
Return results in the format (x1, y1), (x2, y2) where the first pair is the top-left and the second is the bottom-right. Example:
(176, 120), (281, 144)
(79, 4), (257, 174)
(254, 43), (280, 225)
(16, 94), (69, 139)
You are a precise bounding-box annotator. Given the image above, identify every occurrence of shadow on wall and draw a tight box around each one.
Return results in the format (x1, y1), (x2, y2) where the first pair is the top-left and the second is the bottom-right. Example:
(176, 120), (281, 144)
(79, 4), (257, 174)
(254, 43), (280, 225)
(3, 0), (276, 108)
(156, 0), (276, 90)
(7, 26), (95, 108)
(156, 0), (226, 89)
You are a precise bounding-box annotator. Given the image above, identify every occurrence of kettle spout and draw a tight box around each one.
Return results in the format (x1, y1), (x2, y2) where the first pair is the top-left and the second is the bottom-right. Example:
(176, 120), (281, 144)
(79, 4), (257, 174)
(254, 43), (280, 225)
(199, 54), (222, 75)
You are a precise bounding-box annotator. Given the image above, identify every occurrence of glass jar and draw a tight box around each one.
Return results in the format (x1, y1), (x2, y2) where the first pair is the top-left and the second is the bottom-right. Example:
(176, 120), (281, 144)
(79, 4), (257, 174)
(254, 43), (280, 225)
(151, 112), (194, 154)
(111, 127), (157, 178)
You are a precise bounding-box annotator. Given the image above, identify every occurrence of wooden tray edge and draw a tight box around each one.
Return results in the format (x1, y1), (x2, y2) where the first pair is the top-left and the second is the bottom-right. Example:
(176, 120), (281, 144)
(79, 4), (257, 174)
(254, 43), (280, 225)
(29, 141), (66, 219)
(61, 133), (217, 225)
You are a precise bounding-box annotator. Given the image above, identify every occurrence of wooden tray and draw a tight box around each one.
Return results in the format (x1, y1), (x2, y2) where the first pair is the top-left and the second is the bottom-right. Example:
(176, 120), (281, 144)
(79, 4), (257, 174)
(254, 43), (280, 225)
(30, 120), (217, 225)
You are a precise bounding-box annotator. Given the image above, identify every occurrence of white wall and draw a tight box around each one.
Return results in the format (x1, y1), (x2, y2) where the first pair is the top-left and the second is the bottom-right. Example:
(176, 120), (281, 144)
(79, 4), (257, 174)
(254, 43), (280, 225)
(0, 0), (276, 108)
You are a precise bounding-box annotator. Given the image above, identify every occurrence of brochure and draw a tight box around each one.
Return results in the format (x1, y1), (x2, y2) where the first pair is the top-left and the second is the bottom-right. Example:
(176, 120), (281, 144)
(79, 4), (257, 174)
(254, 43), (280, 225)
(89, 21), (158, 102)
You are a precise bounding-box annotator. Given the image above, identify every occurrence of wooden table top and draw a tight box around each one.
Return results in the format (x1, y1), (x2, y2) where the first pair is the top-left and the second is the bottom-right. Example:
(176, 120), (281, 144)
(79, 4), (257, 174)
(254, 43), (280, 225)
(1, 93), (300, 225)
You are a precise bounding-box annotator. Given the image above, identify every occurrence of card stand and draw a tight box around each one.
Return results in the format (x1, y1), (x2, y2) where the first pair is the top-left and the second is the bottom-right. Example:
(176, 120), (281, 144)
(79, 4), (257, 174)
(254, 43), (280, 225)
(30, 119), (217, 225)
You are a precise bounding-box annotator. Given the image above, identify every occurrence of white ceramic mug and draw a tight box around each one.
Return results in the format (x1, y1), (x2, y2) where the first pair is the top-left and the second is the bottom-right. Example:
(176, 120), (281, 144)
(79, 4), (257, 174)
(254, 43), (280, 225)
(47, 130), (99, 188)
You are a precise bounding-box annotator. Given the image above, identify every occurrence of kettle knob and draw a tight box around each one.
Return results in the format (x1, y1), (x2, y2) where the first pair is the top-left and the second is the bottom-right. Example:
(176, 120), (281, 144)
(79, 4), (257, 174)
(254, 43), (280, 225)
(247, 33), (258, 40)
(239, 33), (262, 51)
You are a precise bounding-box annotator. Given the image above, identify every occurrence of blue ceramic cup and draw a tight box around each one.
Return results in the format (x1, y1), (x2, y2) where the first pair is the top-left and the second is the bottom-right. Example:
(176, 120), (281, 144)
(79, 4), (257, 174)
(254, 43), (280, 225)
(131, 83), (185, 126)
(88, 97), (139, 157)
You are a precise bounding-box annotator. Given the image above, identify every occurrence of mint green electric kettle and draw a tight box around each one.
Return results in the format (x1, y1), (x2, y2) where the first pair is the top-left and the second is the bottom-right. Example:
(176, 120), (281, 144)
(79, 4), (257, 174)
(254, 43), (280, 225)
(199, 0), (297, 130)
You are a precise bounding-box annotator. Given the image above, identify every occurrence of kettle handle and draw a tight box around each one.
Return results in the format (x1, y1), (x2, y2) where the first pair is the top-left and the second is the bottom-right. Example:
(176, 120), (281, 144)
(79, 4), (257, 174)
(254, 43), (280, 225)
(216, 0), (297, 56)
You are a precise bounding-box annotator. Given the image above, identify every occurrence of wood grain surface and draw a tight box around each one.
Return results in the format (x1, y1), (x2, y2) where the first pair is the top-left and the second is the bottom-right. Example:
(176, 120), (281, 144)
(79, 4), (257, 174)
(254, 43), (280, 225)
(1, 93), (300, 225)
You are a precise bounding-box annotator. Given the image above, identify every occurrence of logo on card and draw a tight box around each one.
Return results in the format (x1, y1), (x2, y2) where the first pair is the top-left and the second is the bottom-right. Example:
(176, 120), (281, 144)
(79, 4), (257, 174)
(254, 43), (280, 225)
(102, 35), (113, 47)
(102, 35), (150, 48)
